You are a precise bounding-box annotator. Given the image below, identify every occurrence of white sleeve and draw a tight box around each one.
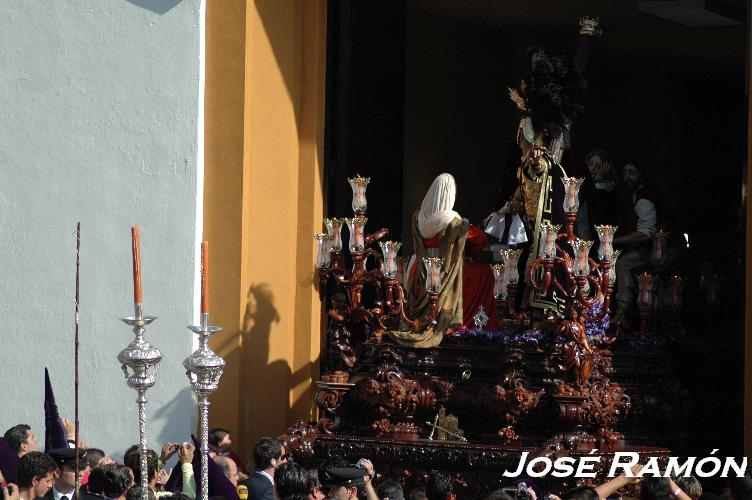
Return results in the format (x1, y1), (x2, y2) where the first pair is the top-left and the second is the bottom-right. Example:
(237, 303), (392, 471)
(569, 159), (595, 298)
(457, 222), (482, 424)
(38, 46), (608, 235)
(634, 199), (657, 237)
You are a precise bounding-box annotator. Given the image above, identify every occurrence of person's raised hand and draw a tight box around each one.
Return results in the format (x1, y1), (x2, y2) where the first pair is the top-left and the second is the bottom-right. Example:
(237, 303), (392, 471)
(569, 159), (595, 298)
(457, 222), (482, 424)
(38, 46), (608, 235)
(178, 443), (195, 464)
(358, 458), (375, 484)
(625, 464), (644, 484)
(61, 418), (76, 440)
(160, 442), (178, 463)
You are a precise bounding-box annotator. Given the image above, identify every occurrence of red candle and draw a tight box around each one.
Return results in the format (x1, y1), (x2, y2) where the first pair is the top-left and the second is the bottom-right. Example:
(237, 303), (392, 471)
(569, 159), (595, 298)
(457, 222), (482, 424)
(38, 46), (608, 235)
(201, 241), (209, 314)
(131, 226), (142, 304)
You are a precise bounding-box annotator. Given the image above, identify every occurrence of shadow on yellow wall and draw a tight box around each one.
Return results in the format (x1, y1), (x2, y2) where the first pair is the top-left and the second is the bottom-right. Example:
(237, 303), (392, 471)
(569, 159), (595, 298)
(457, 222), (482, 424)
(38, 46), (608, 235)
(204, 0), (326, 464)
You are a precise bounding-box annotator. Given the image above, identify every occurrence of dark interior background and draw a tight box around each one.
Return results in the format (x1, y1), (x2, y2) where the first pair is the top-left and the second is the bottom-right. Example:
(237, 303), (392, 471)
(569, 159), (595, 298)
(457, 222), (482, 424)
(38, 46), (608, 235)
(324, 0), (747, 456)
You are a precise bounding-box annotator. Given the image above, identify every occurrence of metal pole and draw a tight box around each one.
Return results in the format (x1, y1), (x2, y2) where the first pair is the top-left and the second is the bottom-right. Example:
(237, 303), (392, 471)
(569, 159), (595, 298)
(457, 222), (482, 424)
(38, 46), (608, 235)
(137, 389), (149, 500)
(199, 397), (210, 500)
(74, 222), (81, 498)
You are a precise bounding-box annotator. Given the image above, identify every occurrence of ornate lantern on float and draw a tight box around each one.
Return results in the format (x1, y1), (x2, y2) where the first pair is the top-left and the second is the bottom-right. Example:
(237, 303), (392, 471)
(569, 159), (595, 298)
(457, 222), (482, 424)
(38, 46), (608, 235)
(379, 241), (401, 279)
(498, 249), (523, 318)
(538, 222), (561, 260)
(562, 176), (584, 236)
(324, 218), (344, 253)
(314, 234), (332, 269)
(595, 225), (618, 261)
(561, 176), (584, 214)
(608, 249), (621, 285)
(423, 257), (445, 293)
(572, 240), (593, 277)
(491, 263), (506, 299)
(348, 175), (370, 214)
(637, 273), (655, 308)
(345, 216), (367, 253)
(499, 249), (522, 285)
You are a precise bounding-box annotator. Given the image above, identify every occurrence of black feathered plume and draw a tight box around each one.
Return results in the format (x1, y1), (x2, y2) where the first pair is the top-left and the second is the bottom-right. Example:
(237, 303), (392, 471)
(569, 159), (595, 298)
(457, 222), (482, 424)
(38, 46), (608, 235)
(517, 46), (587, 141)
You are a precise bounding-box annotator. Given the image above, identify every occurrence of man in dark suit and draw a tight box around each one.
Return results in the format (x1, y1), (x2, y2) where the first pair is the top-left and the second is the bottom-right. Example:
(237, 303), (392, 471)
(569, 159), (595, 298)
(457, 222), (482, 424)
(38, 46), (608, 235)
(239, 437), (286, 500)
(43, 448), (88, 500)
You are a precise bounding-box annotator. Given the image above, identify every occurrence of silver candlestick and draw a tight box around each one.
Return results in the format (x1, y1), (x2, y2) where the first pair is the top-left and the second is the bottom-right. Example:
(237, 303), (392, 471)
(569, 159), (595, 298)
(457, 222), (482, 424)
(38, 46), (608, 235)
(117, 303), (161, 500)
(184, 312), (225, 500)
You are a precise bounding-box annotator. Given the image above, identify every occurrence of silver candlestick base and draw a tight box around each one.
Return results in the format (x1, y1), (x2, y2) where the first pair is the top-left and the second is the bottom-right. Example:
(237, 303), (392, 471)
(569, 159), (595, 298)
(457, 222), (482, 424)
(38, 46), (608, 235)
(117, 303), (161, 500)
(184, 312), (225, 500)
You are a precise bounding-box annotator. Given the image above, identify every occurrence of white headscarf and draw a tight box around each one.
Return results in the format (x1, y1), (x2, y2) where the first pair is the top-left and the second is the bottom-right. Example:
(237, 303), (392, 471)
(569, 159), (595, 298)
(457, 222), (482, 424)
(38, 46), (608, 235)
(417, 173), (461, 238)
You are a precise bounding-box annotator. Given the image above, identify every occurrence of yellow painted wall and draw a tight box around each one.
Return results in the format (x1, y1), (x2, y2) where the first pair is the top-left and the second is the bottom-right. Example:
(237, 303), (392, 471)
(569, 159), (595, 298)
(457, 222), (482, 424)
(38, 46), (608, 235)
(204, 0), (326, 464)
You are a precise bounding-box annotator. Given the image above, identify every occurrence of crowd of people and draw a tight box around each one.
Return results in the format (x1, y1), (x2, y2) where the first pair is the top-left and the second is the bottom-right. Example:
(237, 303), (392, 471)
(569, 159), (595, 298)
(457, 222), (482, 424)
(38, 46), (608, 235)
(1, 422), (750, 500)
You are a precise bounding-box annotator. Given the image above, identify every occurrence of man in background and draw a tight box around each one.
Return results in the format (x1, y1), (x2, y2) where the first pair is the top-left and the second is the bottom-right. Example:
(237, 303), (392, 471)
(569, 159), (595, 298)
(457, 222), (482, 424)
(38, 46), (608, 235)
(239, 438), (286, 500)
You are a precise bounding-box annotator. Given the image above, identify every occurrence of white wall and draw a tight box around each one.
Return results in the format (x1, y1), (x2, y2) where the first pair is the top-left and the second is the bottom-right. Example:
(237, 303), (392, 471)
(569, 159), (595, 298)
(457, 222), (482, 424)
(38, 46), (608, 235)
(0, 0), (202, 459)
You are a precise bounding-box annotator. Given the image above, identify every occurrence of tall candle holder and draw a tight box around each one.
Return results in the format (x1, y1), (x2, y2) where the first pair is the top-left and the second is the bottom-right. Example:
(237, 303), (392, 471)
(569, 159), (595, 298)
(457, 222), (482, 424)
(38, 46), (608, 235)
(183, 241), (225, 500)
(316, 178), (441, 348)
(523, 178), (616, 341)
(183, 314), (224, 500)
(118, 227), (161, 500)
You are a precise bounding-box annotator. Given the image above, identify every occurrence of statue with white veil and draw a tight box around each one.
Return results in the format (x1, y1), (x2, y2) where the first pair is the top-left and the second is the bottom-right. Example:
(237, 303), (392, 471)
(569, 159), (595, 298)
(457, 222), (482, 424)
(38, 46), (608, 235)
(390, 173), (497, 348)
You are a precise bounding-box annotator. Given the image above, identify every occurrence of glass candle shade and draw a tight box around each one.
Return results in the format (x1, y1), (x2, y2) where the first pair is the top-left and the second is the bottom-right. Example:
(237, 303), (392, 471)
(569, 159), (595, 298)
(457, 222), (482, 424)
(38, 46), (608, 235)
(608, 249), (621, 285)
(637, 273), (655, 307)
(571, 240), (593, 277)
(499, 249), (523, 284)
(652, 230), (670, 265)
(324, 218), (344, 253)
(396, 256), (407, 286)
(595, 225), (618, 261)
(345, 216), (367, 252)
(538, 222), (561, 260)
(313, 233), (332, 269)
(423, 257), (445, 293)
(491, 263), (506, 299)
(348, 175), (370, 213)
(669, 275), (686, 308)
(561, 176), (585, 214)
(379, 241), (402, 279)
